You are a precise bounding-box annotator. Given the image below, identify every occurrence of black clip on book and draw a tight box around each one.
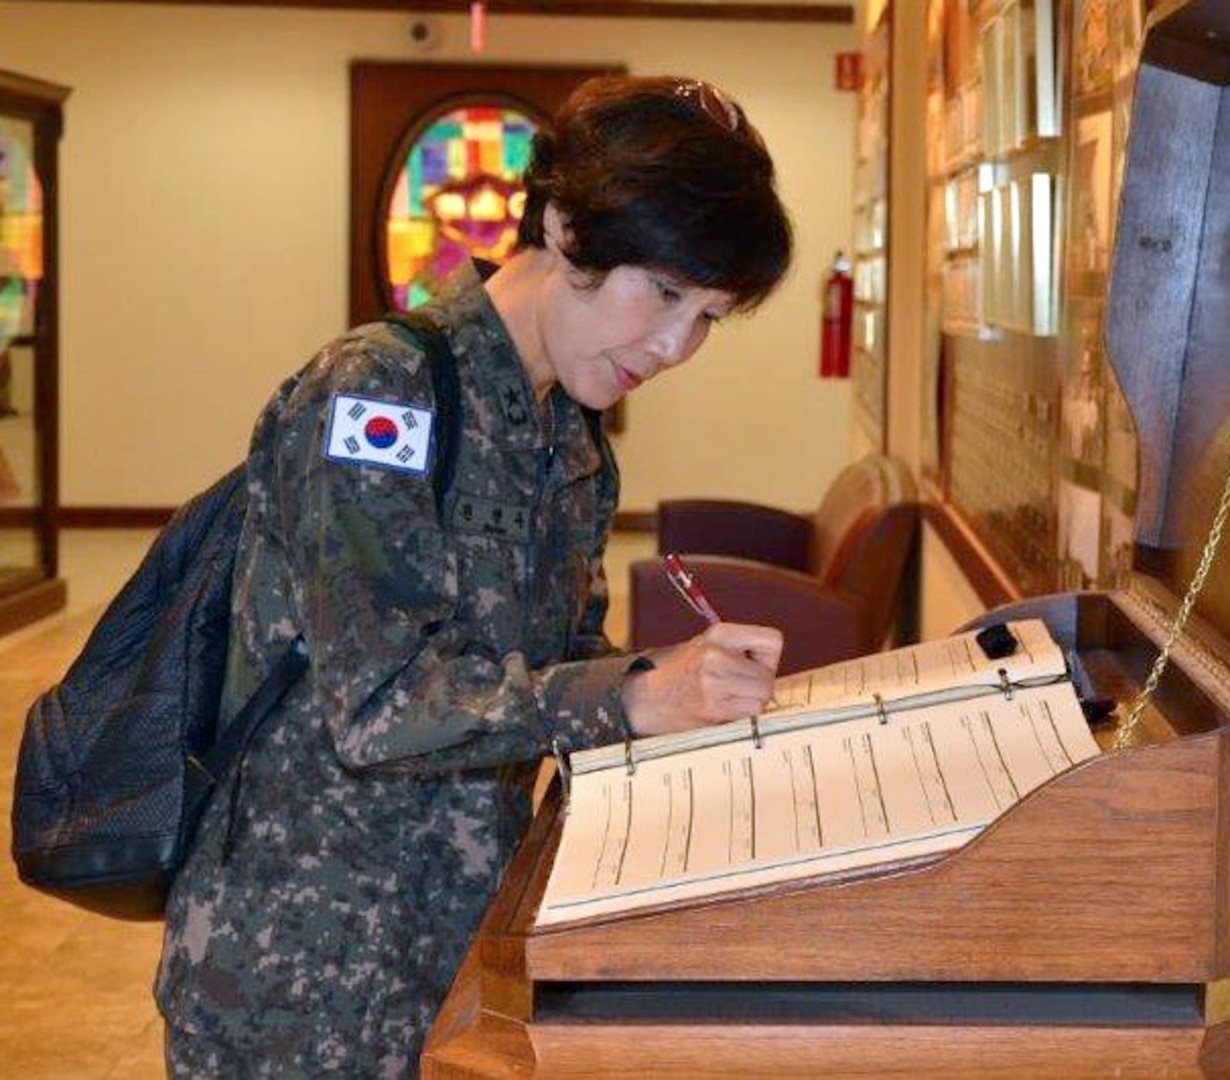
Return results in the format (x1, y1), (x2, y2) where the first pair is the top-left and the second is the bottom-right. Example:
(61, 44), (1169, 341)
(975, 623), (1017, 660)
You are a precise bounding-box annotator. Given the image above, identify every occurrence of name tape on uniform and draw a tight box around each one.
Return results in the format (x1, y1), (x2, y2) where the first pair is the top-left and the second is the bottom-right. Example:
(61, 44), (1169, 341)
(323, 393), (434, 476)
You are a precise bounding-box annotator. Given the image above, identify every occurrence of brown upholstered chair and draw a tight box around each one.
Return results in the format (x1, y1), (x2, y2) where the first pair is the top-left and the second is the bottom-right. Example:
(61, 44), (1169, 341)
(627, 454), (920, 675)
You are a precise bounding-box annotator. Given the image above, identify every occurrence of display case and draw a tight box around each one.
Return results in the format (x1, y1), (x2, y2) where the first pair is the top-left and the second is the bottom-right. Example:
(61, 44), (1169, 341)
(922, 0), (1153, 602)
(851, 5), (891, 450)
(0, 69), (68, 635)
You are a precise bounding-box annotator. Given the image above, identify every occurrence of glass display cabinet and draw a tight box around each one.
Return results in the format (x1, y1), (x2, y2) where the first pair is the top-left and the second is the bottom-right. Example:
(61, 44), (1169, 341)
(0, 69), (68, 636)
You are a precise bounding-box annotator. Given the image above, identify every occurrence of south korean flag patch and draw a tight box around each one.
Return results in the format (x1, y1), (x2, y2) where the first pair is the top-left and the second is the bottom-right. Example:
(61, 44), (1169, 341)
(323, 393), (434, 476)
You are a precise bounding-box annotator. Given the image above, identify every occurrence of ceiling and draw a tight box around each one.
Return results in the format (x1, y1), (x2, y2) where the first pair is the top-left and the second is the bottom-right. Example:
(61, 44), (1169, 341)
(53, 0), (855, 24)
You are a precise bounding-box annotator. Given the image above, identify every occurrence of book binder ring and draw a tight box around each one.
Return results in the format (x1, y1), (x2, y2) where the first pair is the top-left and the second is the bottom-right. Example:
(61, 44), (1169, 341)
(873, 692), (888, 724)
(998, 669), (1014, 701)
(750, 715), (763, 749)
(624, 738), (637, 776)
(551, 737), (572, 803)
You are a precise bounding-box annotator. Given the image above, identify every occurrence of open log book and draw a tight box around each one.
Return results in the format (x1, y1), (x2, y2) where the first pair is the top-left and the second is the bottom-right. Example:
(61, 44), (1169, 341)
(537, 619), (1101, 927)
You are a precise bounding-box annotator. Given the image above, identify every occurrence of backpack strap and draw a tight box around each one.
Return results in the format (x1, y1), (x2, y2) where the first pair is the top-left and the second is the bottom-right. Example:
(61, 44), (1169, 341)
(183, 634), (309, 865)
(581, 406), (604, 448)
(185, 638), (309, 804)
(383, 311), (461, 519)
(387, 309), (609, 479)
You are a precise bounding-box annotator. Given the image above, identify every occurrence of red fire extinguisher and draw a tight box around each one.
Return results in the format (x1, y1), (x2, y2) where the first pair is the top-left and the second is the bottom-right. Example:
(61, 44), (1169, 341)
(820, 250), (854, 379)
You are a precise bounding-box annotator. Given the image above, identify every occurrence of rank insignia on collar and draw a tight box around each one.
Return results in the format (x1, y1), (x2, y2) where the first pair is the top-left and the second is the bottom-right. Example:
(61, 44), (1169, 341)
(323, 393), (434, 475)
(494, 376), (533, 429)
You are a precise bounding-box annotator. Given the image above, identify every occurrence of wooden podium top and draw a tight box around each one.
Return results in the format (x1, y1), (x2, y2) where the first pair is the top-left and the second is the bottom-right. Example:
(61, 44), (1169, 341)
(423, 589), (1230, 1077)
(477, 590), (1230, 998)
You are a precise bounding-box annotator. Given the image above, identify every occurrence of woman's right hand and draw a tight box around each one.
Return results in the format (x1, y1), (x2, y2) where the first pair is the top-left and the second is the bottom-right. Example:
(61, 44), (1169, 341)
(620, 622), (783, 737)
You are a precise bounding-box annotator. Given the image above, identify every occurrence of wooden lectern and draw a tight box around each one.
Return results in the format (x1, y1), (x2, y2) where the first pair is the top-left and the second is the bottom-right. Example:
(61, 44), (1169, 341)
(423, 3), (1230, 1074)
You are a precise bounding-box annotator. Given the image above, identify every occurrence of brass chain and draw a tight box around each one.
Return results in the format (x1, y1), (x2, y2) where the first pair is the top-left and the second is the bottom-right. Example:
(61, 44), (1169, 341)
(1113, 463), (1230, 750)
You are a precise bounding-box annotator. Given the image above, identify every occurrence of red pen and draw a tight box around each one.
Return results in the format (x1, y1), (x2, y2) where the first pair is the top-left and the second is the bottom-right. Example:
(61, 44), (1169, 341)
(662, 552), (722, 624)
(662, 551), (783, 714)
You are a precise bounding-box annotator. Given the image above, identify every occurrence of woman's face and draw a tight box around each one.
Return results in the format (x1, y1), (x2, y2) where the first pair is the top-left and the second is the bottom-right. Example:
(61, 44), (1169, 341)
(540, 261), (736, 411)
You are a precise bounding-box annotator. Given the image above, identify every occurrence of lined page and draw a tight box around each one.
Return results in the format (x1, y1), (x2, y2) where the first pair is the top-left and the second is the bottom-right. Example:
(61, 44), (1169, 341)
(570, 619), (1070, 777)
(537, 680), (1098, 926)
(768, 618), (1066, 713)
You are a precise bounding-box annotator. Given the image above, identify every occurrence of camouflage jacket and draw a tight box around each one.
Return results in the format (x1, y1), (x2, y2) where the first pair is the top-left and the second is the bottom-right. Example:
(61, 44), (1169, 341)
(157, 261), (640, 1076)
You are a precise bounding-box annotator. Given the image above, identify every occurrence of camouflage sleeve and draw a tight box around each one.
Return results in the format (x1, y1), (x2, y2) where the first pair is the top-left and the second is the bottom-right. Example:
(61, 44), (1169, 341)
(561, 420), (621, 664)
(272, 332), (636, 775)
(527, 427), (644, 754)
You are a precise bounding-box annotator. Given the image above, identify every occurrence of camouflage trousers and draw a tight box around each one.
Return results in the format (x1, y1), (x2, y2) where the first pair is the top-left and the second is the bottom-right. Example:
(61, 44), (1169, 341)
(164, 1019), (426, 1078)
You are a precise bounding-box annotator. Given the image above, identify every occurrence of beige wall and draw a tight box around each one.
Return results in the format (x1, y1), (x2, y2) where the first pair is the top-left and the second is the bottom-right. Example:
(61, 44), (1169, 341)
(0, 1), (859, 511)
(919, 524), (985, 639)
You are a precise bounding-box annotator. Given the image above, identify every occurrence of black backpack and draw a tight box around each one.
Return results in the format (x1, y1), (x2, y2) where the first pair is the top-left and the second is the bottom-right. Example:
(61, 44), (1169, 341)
(10, 316), (458, 920)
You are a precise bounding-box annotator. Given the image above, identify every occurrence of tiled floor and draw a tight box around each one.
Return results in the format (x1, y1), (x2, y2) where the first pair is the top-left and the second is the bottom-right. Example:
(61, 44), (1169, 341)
(0, 528), (652, 1078)
(1, 530), (165, 1079)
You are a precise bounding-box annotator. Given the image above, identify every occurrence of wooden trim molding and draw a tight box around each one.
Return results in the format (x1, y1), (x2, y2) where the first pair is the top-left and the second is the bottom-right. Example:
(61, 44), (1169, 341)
(0, 70), (72, 105)
(0, 577), (67, 636)
(59, 507), (174, 529)
(613, 510), (657, 533)
(0, 508), (38, 528)
(49, 0), (853, 21)
(920, 495), (1020, 611)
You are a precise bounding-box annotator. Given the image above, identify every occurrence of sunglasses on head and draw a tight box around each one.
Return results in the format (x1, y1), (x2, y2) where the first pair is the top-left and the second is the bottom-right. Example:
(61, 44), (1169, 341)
(673, 79), (745, 134)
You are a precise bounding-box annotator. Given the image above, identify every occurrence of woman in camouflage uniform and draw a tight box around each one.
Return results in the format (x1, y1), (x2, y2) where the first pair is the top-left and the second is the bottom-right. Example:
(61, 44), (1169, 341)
(158, 74), (792, 1076)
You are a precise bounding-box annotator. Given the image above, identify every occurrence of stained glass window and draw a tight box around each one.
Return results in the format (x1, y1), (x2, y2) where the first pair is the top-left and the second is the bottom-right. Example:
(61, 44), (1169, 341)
(0, 116), (41, 349)
(0, 113), (43, 570)
(384, 102), (538, 310)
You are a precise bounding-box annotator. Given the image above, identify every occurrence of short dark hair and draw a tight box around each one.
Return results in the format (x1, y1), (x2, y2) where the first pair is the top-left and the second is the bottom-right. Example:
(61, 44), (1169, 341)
(517, 75), (793, 312)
